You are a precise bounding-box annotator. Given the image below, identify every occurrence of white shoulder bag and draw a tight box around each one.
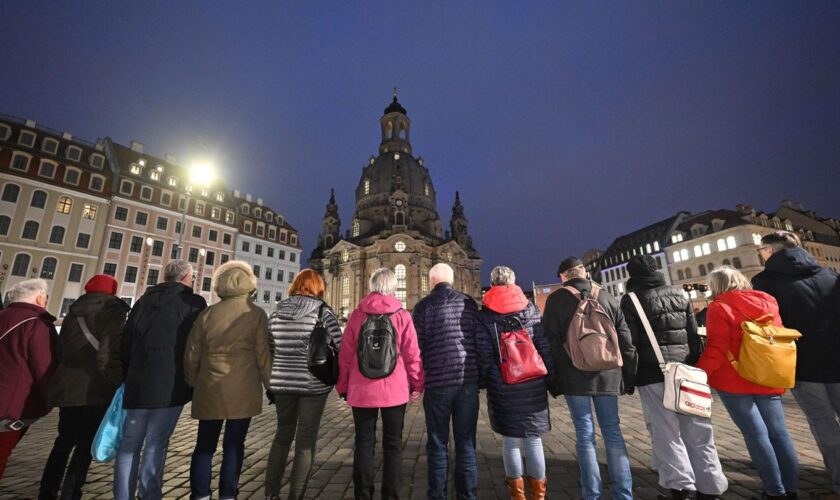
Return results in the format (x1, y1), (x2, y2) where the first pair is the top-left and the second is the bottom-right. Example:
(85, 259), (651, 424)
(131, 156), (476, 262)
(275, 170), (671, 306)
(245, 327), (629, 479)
(628, 292), (712, 418)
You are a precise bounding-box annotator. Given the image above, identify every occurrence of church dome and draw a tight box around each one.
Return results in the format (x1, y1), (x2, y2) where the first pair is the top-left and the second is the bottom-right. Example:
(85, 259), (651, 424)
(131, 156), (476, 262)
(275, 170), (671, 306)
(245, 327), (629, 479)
(384, 95), (407, 116)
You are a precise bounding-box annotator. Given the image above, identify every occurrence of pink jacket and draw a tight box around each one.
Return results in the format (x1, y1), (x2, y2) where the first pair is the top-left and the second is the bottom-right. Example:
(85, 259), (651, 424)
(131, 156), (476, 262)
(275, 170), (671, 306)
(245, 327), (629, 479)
(336, 293), (424, 408)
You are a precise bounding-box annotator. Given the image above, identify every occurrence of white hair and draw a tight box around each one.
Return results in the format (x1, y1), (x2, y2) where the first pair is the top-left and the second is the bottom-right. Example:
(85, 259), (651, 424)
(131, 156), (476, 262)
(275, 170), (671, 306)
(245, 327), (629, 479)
(429, 263), (454, 286)
(164, 260), (192, 283)
(490, 266), (516, 285)
(708, 265), (752, 298)
(369, 267), (397, 296)
(8, 278), (49, 304)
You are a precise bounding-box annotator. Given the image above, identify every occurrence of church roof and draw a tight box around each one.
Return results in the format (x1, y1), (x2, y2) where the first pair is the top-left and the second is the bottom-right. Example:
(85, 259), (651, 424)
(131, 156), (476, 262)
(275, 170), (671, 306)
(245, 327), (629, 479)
(384, 95), (407, 116)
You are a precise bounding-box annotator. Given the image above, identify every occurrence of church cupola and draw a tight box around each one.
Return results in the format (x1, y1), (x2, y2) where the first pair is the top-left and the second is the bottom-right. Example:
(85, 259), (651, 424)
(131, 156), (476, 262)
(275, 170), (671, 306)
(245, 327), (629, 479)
(321, 188), (341, 249)
(379, 89), (412, 155)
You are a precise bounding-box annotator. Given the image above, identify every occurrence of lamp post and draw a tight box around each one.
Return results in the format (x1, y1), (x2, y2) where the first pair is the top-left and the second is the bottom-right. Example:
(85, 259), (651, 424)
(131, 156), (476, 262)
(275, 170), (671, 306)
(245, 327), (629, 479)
(176, 160), (215, 260)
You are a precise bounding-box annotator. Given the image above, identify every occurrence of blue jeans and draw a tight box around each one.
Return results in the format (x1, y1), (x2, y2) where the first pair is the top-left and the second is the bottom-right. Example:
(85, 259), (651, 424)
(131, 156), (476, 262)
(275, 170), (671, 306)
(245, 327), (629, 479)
(189, 418), (251, 500)
(113, 406), (183, 500)
(565, 395), (633, 500)
(791, 382), (840, 494)
(718, 392), (798, 495)
(423, 384), (479, 500)
(501, 436), (545, 479)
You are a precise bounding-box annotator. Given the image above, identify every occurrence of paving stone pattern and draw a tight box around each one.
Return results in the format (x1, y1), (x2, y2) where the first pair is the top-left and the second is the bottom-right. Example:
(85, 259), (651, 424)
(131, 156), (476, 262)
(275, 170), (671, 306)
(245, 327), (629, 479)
(1, 392), (837, 499)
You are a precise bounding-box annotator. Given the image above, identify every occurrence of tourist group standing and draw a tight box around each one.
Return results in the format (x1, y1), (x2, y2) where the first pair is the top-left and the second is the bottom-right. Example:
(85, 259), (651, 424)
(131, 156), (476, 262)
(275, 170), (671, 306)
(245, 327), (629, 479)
(0, 229), (838, 499)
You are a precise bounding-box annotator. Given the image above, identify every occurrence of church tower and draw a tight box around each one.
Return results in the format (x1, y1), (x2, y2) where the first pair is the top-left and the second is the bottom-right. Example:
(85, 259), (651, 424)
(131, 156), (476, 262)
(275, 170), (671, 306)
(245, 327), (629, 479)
(320, 189), (340, 250)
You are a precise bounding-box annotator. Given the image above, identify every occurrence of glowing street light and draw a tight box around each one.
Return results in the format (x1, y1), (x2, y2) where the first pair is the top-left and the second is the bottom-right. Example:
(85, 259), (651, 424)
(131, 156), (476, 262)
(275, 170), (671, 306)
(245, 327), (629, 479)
(176, 159), (217, 259)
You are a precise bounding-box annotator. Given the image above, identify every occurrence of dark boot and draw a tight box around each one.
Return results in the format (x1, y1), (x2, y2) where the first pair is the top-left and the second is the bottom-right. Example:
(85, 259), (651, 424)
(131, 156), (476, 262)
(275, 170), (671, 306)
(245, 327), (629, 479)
(657, 490), (691, 500)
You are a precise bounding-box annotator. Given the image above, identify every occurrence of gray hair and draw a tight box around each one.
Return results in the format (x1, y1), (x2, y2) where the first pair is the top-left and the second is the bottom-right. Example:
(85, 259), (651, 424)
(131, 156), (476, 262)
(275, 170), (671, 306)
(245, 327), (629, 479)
(761, 231), (801, 252)
(561, 265), (587, 280)
(490, 266), (516, 285)
(369, 267), (397, 296)
(8, 278), (49, 304)
(163, 260), (193, 283)
(708, 265), (753, 298)
(429, 263), (454, 285)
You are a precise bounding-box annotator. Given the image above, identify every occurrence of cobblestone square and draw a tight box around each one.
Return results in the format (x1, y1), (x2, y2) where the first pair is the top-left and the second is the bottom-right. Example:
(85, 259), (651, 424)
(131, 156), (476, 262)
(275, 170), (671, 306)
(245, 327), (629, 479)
(1, 392), (836, 499)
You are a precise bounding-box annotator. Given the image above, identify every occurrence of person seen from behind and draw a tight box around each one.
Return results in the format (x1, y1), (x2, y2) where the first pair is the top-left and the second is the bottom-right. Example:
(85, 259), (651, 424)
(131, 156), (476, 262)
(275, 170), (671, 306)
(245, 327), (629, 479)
(620, 255), (727, 500)
(412, 263), (480, 500)
(336, 267), (424, 500)
(114, 260), (207, 500)
(264, 269), (342, 500)
(475, 266), (552, 500)
(696, 266), (799, 499)
(39, 274), (130, 500)
(752, 231), (840, 495)
(0, 279), (57, 481)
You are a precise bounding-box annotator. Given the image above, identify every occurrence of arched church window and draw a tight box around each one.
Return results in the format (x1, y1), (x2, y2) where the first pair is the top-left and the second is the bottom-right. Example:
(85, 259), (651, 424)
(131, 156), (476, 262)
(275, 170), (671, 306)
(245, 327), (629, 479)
(394, 211), (405, 226)
(399, 122), (407, 139)
(424, 181), (430, 196)
(394, 264), (407, 307)
(352, 220), (360, 237)
(325, 234), (333, 247)
(732, 257), (742, 269)
(364, 179), (370, 195)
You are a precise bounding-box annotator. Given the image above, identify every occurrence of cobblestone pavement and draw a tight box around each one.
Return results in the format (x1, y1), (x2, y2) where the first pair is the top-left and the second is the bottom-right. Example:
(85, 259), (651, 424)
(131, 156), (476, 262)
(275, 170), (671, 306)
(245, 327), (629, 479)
(1, 392), (837, 499)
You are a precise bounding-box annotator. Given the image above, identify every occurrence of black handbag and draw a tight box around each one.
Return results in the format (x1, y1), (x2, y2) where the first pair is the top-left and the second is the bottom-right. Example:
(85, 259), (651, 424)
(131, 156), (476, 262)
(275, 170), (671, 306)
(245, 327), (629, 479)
(307, 303), (339, 386)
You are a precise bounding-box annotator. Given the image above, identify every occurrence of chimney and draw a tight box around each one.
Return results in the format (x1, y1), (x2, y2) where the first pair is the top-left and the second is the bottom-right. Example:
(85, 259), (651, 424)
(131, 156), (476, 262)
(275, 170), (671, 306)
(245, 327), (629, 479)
(257, 197), (263, 206)
(24, 119), (36, 128)
(245, 194), (252, 202)
(62, 132), (73, 140)
(233, 189), (240, 198)
(130, 140), (144, 153)
(165, 153), (177, 164)
(94, 140), (103, 151)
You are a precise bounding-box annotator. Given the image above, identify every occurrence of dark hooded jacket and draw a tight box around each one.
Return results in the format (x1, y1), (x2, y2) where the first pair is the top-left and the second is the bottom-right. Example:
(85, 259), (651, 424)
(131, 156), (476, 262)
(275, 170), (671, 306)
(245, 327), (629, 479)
(620, 273), (702, 387)
(475, 285), (552, 437)
(47, 293), (130, 407)
(412, 283), (479, 390)
(268, 294), (342, 395)
(543, 278), (637, 396)
(752, 247), (840, 382)
(121, 282), (207, 409)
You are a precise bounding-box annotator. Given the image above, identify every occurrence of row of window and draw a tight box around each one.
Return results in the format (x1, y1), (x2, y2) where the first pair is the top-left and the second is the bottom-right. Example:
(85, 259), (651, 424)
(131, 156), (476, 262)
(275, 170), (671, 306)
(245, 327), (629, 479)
(0, 218), (94, 247)
(1, 185), (99, 219)
(603, 256), (665, 284)
(602, 240), (662, 268)
(6, 252), (85, 282)
(251, 265), (294, 283)
(254, 289), (285, 305)
(242, 219), (295, 245)
(240, 240), (297, 262)
(676, 258), (743, 281)
(101, 261), (215, 292)
(117, 180), (235, 224)
(105, 231), (230, 265)
(112, 207), (234, 246)
(671, 235), (753, 263)
(239, 203), (284, 225)
(0, 125), (105, 168)
(6, 156), (107, 191)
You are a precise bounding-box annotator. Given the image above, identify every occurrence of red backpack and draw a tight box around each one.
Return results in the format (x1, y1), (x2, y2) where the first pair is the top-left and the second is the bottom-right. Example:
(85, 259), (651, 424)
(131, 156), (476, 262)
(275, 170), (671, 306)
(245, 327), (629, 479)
(495, 316), (548, 384)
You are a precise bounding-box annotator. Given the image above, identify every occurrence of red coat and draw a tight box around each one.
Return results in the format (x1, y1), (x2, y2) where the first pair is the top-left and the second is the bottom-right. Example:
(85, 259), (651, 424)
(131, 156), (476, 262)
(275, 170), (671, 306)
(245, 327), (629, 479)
(696, 290), (785, 395)
(0, 302), (58, 420)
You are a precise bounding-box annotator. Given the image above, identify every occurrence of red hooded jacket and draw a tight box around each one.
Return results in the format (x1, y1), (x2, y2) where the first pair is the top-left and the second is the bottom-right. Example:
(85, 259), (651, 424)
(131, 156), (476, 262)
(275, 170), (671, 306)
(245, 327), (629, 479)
(696, 290), (785, 395)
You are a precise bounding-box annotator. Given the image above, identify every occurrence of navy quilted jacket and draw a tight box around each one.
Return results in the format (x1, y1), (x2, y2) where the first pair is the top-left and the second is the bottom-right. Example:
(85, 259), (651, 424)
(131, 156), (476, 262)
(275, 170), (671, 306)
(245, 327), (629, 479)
(476, 285), (552, 437)
(412, 283), (479, 390)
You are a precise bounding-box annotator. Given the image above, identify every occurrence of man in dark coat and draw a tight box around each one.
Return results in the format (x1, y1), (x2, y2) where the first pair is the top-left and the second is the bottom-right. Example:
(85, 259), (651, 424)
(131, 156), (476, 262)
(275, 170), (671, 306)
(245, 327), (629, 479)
(753, 231), (840, 494)
(113, 260), (206, 500)
(543, 257), (636, 500)
(620, 255), (727, 500)
(412, 263), (479, 500)
(39, 274), (130, 500)
(0, 278), (58, 480)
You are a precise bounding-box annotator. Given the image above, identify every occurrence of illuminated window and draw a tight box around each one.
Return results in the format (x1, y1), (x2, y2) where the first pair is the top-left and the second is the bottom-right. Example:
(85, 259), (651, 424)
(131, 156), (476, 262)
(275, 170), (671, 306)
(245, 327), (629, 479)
(646, 243), (652, 253)
(56, 196), (72, 214)
(717, 238), (727, 252)
(752, 233), (762, 245)
(341, 276), (350, 315)
(726, 236), (737, 250)
(653, 241), (660, 251)
(168, 177), (178, 187)
(150, 171), (160, 181)
(364, 179), (370, 195)
(130, 165), (141, 175)
(216, 192), (224, 202)
(82, 204), (97, 220)
(693, 245), (702, 258)
(421, 275), (428, 293)
(424, 181), (430, 196)
(395, 264), (407, 307)
(394, 241), (406, 252)
(352, 220), (360, 237)
(702, 243), (711, 255)
(680, 249), (689, 261)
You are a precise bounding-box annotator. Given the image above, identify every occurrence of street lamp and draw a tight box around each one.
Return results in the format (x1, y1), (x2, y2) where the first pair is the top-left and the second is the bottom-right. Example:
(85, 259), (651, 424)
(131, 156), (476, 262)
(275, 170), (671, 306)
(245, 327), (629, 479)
(176, 160), (216, 260)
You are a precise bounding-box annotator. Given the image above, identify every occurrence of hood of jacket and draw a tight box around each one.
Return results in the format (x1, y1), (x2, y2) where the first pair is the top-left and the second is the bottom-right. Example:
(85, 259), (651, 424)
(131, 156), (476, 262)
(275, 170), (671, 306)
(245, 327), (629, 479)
(765, 247), (821, 277)
(275, 294), (323, 320)
(714, 289), (779, 322)
(358, 292), (403, 314)
(68, 292), (129, 317)
(142, 281), (194, 308)
(483, 284), (529, 314)
(212, 260), (257, 298)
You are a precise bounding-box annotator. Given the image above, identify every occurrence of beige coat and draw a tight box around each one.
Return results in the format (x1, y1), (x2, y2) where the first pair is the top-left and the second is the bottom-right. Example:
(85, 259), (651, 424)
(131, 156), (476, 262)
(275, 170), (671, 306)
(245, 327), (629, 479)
(184, 261), (271, 420)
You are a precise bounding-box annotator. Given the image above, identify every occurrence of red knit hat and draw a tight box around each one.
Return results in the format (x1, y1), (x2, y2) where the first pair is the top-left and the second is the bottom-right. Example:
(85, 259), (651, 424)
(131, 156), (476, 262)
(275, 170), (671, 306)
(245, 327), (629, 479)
(85, 274), (118, 295)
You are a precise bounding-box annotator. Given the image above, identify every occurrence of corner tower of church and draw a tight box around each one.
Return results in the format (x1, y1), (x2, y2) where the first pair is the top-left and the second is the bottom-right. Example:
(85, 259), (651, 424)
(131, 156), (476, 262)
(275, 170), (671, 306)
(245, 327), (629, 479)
(310, 94), (482, 316)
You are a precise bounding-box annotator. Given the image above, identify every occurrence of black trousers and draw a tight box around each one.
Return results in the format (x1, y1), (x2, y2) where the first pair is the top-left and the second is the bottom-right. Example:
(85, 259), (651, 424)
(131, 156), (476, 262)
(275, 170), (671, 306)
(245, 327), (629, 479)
(39, 405), (108, 500)
(352, 404), (406, 500)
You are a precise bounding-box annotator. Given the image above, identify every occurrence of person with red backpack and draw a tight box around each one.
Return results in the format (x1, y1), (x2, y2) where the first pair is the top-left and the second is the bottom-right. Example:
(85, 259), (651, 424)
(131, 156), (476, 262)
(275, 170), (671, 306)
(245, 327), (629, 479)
(336, 267), (424, 500)
(475, 266), (553, 500)
(543, 257), (637, 500)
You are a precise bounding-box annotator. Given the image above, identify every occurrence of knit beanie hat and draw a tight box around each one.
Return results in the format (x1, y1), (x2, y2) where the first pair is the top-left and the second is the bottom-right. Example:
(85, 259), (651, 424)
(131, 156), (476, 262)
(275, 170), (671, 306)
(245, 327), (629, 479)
(85, 274), (118, 295)
(627, 255), (658, 278)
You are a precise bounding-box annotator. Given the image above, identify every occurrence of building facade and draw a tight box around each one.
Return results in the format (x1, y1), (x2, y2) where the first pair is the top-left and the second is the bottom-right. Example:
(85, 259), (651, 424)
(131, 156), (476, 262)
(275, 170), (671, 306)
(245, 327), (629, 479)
(0, 115), (113, 319)
(100, 139), (238, 305)
(231, 192), (301, 315)
(309, 96), (482, 316)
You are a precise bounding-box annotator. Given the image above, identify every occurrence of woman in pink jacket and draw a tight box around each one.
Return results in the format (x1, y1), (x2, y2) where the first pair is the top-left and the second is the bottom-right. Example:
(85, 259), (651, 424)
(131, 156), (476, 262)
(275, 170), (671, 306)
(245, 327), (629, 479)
(336, 267), (424, 500)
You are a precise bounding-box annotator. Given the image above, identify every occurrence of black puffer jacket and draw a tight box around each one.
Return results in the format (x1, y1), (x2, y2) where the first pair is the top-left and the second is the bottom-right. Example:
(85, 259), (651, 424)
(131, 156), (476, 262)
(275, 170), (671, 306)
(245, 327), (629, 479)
(476, 285), (551, 438)
(48, 293), (130, 407)
(620, 276), (702, 387)
(543, 279), (637, 396)
(121, 282), (207, 409)
(268, 295), (342, 395)
(752, 247), (840, 382)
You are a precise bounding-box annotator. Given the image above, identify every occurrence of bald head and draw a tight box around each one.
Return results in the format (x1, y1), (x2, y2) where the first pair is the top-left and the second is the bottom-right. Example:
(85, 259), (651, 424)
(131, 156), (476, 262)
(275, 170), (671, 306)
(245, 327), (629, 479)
(429, 263), (454, 288)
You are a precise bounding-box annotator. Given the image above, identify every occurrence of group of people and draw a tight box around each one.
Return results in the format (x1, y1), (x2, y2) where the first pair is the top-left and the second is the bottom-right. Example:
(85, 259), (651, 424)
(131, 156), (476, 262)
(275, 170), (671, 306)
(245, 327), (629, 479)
(0, 229), (837, 500)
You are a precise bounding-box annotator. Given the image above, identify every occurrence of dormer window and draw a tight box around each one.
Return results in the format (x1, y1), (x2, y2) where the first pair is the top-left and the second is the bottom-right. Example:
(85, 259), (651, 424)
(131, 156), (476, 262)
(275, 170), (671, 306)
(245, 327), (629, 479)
(19, 130), (36, 147)
(90, 154), (104, 169)
(254, 208), (262, 218)
(265, 212), (273, 222)
(168, 177), (178, 187)
(149, 171), (160, 181)
(784, 220), (794, 231)
(215, 192), (224, 202)
(277, 215), (284, 226)
(66, 146), (82, 162)
(225, 211), (234, 224)
(290, 235), (297, 245)
(201, 188), (209, 197)
(42, 138), (59, 154)
(138, 159), (146, 167)
(0, 123), (10, 140)
(241, 204), (249, 215)
(244, 221), (252, 233)
(130, 165), (141, 175)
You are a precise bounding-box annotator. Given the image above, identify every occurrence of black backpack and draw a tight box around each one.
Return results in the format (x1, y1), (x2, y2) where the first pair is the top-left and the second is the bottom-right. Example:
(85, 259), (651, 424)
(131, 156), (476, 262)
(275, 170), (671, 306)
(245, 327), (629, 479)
(307, 303), (339, 386)
(356, 309), (401, 379)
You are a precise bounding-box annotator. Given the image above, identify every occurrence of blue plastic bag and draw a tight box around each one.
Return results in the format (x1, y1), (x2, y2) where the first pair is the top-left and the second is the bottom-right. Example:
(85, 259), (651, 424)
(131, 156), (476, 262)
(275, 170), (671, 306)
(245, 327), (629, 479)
(91, 384), (126, 462)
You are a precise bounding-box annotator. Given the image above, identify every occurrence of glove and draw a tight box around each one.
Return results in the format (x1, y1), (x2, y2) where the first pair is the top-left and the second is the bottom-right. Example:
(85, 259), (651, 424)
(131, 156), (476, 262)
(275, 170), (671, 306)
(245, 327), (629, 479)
(546, 379), (562, 399)
(266, 390), (275, 405)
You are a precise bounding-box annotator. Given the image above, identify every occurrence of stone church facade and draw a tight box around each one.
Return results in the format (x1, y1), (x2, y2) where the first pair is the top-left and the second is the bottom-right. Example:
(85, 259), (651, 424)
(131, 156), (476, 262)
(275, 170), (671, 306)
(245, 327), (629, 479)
(309, 95), (482, 316)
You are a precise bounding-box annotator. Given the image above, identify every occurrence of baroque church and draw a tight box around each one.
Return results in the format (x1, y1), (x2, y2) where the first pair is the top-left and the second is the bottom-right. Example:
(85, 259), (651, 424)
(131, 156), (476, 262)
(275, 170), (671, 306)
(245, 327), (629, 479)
(309, 94), (482, 316)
